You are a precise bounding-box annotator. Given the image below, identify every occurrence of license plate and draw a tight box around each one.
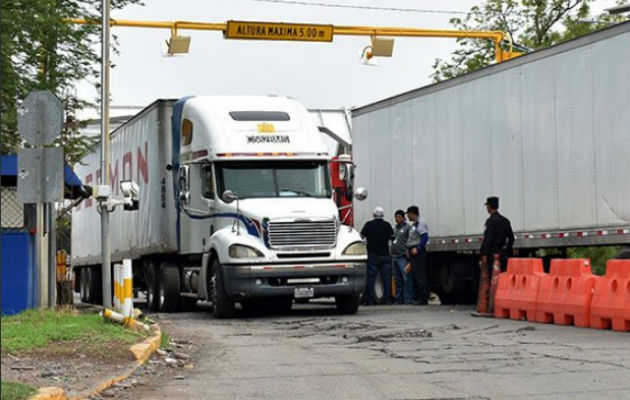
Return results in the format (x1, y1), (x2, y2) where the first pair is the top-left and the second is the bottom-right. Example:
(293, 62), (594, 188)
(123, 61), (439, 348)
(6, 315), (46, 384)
(294, 287), (314, 299)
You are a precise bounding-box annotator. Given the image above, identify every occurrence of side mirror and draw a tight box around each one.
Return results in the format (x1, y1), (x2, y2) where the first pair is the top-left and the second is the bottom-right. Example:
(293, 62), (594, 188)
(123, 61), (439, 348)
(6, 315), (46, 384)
(353, 187), (368, 201)
(221, 189), (238, 204)
(120, 180), (140, 211)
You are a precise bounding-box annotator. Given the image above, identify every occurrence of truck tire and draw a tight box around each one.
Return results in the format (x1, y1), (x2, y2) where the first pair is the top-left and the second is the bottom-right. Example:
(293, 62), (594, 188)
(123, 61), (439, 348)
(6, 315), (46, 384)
(210, 259), (235, 318)
(80, 266), (100, 304)
(144, 261), (160, 311)
(336, 294), (360, 314)
(158, 262), (181, 312)
(615, 248), (630, 259)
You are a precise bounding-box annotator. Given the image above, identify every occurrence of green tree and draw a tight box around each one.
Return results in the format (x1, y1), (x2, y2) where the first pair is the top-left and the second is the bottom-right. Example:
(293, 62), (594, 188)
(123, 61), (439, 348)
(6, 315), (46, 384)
(0, 0), (141, 163)
(432, 0), (624, 82)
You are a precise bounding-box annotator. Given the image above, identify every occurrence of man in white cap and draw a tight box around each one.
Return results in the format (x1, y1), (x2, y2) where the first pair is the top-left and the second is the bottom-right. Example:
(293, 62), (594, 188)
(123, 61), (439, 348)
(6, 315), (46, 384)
(360, 206), (394, 305)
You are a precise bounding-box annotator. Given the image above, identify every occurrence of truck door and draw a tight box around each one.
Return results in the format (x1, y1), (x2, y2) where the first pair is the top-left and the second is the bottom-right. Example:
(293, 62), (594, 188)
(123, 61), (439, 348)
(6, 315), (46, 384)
(179, 162), (216, 254)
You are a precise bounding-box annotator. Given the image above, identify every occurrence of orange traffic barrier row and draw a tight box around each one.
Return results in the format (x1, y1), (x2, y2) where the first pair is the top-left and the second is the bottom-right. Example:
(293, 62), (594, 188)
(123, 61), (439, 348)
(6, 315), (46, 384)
(493, 258), (630, 332)
(590, 260), (630, 331)
(535, 259), (595, 327)
(494, 258), (544, 321)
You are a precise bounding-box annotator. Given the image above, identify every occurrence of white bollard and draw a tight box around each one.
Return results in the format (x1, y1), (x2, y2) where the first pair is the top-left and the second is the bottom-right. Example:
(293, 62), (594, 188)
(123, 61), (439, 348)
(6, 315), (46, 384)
(113, 264), (121, 312)
(123, 259), (133, 324)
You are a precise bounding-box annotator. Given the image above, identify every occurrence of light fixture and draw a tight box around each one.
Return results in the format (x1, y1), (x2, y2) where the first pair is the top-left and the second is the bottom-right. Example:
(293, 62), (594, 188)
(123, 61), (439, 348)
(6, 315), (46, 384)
(370, 36), (394, 57)
(359, 36), (394, 66)
(166, 35), (191, 55)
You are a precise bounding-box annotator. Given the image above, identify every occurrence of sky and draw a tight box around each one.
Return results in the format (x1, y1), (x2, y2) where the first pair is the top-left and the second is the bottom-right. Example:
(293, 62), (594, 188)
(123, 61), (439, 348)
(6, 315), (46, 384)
(76, 0), (616, 112)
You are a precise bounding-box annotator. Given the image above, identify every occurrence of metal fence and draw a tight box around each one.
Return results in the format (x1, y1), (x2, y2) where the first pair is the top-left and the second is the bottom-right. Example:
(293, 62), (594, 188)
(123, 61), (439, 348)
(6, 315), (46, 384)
(1, 186), (24, 229)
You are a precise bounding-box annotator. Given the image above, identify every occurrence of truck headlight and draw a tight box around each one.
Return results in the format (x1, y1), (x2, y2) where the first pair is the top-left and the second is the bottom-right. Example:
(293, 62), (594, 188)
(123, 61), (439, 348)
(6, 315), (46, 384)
(229, 244), (264, 259)
(342, 241), (367, 255)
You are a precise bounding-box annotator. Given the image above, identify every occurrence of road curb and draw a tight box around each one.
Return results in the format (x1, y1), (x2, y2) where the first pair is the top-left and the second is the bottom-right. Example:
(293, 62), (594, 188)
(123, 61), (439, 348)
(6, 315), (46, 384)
(27, 324), (162, 400)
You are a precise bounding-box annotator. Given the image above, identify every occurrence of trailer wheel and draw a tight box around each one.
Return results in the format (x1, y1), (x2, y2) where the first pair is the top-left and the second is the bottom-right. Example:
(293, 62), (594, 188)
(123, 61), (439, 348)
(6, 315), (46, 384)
(615, 248), (630, 259)
(210, 259), (234, 318)
(144, 261), (159, 311)
(336, 294), (360, 314)
(80, 267), (100, 304)
(158, 262), (181, 312)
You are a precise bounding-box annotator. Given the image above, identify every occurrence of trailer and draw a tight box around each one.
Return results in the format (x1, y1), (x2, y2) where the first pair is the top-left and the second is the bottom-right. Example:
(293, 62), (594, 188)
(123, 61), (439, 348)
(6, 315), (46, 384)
(72, 96), (368, 317)
(352, 22), (630, 304)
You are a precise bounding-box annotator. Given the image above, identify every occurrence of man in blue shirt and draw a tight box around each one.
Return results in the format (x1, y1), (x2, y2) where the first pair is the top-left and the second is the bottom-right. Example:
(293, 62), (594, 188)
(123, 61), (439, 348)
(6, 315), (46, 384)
(406, 205), (429, 305)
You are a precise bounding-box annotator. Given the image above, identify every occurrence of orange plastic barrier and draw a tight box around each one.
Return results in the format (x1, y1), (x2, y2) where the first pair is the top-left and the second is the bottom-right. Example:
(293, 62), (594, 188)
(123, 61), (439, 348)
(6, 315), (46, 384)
(494, 258), (544, 321)
(535, 259), (595, 327)
(590, 260), (630, 332)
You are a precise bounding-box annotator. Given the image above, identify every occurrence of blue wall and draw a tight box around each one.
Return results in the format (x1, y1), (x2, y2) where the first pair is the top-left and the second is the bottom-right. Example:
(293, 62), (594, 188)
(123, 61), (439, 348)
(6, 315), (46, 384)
(1, 231), (36, 315)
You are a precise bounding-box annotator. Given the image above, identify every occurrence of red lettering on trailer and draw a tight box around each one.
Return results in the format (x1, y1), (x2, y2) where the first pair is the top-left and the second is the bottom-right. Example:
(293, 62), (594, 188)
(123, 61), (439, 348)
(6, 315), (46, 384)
(123, 152), (132, 180)
(109, 161), (119, 196)
(137, 142), (149, 184)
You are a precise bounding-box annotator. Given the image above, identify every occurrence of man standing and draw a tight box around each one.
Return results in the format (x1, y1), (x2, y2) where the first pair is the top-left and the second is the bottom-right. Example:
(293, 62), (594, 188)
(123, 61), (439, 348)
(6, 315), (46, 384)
(475, 196), (515, 315)
(406, 205), (430, 305)
(391, 210), (412, 304)
(480, 196), (515, 272)
(360, 206), (394, 305)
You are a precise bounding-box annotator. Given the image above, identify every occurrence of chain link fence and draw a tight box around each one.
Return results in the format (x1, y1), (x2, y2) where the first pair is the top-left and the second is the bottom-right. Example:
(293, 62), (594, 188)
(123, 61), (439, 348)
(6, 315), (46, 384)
(1, 186), (24, 229)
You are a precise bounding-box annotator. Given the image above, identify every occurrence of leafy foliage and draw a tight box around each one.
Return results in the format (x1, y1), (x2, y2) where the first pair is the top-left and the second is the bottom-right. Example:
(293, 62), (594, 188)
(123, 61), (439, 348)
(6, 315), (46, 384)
(432, 0), (626, 81)
(0, 0), (141, 163)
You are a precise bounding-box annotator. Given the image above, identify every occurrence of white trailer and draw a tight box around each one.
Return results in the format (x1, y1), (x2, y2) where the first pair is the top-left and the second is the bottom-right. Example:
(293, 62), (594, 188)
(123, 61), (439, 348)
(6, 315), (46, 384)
(72, 96), (368, 317)
(352, 23), (630, 303)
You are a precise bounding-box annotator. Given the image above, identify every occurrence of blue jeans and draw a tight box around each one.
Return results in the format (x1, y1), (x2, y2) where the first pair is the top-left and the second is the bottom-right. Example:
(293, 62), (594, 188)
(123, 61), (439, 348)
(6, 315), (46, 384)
(392, 255), (414, 304)
(364, 254), (391, 305)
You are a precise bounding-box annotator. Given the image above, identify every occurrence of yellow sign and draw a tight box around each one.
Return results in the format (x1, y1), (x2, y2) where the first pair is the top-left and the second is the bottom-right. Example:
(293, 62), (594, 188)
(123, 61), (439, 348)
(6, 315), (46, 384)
(225, 20), (333, 42)
(257, 123), (276, 133)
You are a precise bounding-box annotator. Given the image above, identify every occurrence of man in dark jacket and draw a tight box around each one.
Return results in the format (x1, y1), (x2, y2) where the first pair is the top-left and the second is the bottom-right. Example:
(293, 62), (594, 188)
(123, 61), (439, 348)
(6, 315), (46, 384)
(360, 206), (394, 305)
(406, 205), (430, 305)
(391, 210), (412, 304)
(480, 196), (515, 272)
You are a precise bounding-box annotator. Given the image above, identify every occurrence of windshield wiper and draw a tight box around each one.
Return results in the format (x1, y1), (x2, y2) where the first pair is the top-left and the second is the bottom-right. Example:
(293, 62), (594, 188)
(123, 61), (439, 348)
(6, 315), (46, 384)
(279, 188), (315, 197)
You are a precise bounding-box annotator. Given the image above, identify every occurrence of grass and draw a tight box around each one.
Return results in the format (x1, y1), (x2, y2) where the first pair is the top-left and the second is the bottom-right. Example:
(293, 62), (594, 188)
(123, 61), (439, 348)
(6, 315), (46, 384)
(0, 308), (148, 356)
(1, 381), (37, 400)
(160, 331), (170, 348)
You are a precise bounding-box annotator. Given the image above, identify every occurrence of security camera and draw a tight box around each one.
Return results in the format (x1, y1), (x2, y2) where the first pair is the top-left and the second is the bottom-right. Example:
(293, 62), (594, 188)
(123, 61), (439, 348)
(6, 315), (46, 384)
(120, 180), (140, 210)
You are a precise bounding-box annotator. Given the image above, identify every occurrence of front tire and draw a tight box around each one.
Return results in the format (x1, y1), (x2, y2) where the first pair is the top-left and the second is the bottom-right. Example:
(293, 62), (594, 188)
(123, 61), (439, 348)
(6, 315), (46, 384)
(158, 262), (181, 312)
(210, 259), (235, 318)
(336, 294), (360, 314)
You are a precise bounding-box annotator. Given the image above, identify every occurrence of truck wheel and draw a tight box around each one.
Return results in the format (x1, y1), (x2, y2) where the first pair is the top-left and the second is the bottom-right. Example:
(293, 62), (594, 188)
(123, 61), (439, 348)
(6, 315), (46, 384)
(80, 267), (100, 304)
(336, 294), (360, 314)
(210, 259), (235, 318)
(615, 248), (630, 259)
(158, 262), (181, 312)
(144, 261), (159, 311)
(373, 270), (385, 305)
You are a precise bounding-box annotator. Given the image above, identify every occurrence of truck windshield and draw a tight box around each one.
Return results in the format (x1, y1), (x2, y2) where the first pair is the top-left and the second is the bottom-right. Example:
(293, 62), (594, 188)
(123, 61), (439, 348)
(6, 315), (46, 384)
(216, 161), (332, 199)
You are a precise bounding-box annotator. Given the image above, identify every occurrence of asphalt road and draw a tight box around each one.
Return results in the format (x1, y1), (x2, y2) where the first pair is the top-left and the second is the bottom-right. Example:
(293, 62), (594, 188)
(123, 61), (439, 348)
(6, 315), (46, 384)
(115, 301), (630, 400)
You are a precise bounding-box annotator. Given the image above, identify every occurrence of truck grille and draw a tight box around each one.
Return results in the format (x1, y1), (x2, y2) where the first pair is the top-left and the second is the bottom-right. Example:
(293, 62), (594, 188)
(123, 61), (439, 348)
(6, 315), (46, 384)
(267, 220), (337, 249)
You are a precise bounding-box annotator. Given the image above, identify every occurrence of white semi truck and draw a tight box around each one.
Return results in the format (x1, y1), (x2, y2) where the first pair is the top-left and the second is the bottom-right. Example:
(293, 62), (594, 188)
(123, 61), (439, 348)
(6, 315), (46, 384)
(352, 22), (630, 304)
(72, 96), (368, 317)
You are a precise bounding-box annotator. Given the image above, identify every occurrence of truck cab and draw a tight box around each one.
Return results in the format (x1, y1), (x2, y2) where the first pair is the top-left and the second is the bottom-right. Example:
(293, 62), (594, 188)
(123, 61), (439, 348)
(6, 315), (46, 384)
(170, 96), (367, 317)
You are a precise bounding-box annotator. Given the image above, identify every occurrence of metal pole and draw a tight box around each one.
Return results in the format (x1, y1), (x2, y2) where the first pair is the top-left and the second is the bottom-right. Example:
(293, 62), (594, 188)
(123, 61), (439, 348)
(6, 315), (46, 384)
(100, 0), (112, 308)
(48, 203), (57, 306)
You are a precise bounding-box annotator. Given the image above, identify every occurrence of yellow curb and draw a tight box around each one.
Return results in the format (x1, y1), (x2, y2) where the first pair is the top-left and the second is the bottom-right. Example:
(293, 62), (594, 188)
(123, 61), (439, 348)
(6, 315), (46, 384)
(27, 324), (163, 400)
(28, 387), (67, 400)
(129, 324), (162, 365)
(71, 324), (162, 400)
